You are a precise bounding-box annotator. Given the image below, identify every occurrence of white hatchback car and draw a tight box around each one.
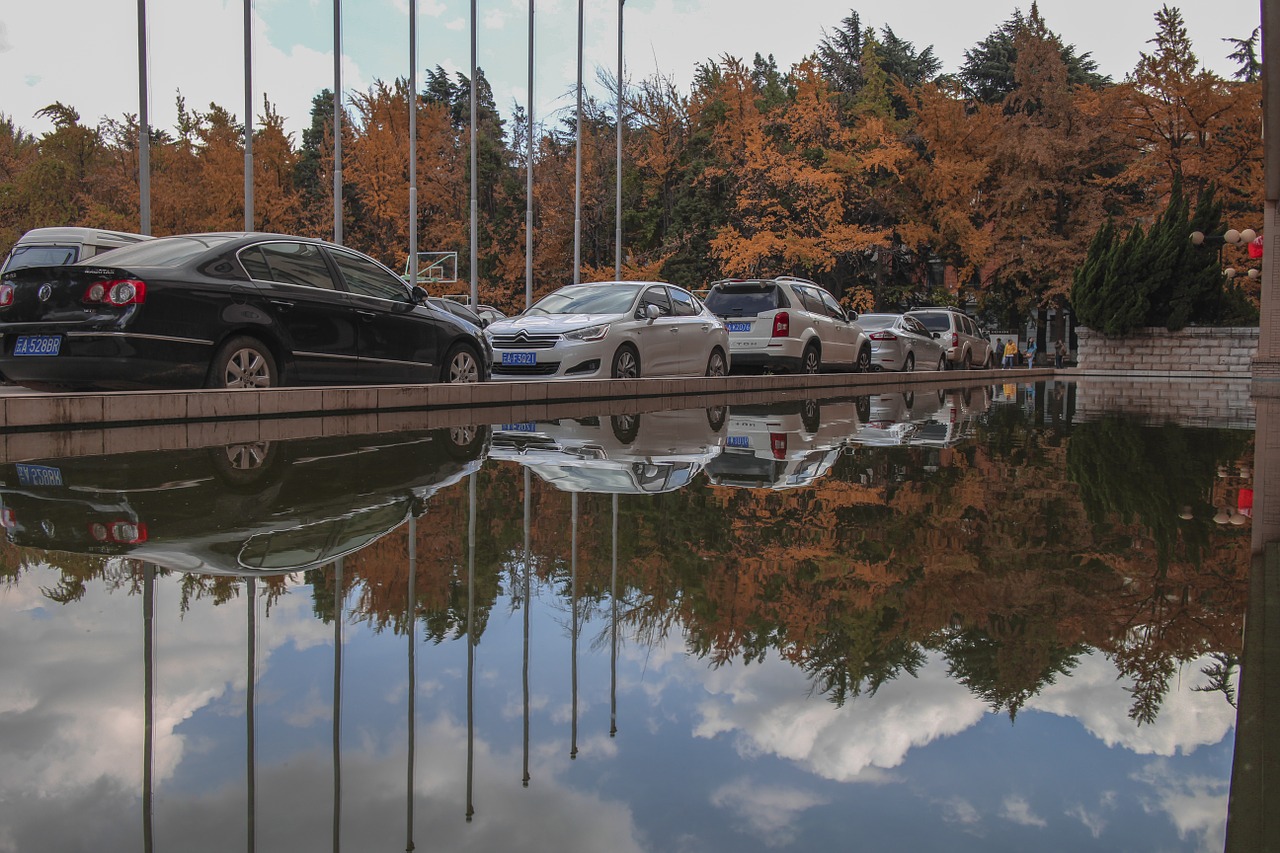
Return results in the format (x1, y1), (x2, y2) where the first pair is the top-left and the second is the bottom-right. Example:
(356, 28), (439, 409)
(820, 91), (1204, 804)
(485, 281), (729, 380)
(702, 277), (871, 374)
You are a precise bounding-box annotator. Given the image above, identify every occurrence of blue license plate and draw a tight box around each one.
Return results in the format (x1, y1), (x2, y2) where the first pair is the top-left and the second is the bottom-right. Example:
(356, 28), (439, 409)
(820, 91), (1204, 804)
(501, 351), (536, 366)
(16, 464), (63, 487)
(726, 322), (751, 333)
(501, 423), (537, 432)
(13, 335), (62, 356)
(727, 436), (750, 448)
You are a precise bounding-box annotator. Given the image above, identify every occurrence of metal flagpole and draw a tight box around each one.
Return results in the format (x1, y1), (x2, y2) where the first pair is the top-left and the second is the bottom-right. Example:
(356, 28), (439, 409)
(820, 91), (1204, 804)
(333, 0), (343, 245)
(615, 1), (624, 281)
(525, 0), (535, 311)
(244, 0), (254, 231)
(570, 492), (578, 759)
(573, 0), (583, 285)
(406, 515), (417, 851)
(247, 578), (257, 853)
(469, 0), (479, 308)
(409, 0), (418, 290)
(522, 467), (532, 785)
(136, 0), (151, 235)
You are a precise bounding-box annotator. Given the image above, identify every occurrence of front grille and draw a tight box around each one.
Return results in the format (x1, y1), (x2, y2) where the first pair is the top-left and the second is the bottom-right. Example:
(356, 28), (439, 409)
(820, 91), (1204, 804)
(493, 362), (561, 376)
(490, 332), (560, 349)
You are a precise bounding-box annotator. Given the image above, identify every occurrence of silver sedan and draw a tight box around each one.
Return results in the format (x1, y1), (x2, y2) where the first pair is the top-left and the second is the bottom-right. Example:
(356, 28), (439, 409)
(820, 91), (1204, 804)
(485, 281), (730, 380)
(859, 313), (948, 372)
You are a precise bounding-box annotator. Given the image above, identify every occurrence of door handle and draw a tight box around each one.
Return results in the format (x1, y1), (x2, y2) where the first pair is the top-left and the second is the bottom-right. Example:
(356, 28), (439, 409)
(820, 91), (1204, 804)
(268, 299), (293, 310)
(356, 310), (377, 320)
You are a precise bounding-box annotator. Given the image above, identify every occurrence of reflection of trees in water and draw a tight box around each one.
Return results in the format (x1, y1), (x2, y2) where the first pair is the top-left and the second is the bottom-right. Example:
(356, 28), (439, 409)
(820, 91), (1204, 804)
(6, 409), (1252, 726)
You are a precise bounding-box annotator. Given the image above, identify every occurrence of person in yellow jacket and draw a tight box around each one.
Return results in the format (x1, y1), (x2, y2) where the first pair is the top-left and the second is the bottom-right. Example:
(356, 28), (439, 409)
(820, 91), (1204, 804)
(1002, 339), (1019, 369)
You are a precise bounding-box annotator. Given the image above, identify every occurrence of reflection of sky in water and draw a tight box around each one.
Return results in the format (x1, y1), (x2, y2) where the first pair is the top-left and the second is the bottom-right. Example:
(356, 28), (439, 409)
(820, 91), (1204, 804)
(0, 562), (1234, 852)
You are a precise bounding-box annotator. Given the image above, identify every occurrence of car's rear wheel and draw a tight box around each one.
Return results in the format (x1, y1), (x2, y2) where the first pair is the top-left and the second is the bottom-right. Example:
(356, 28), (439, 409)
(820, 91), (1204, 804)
(801, 399), (821, 433)
(705, 348), (727, 377)
(855, 346), (872, 373)
(937, 355), (947, 371)
(207, 336), (276, 389)
(800, 343), (821, 374)
(612, 345), (640, 379)
(611, 413), (640, 443)
(442, 344), (482, 383)
(903, 352), (915, 373)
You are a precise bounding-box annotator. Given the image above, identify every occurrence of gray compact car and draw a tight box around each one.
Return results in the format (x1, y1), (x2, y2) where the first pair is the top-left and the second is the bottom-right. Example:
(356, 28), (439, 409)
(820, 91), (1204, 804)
(859, 313), (949, 372)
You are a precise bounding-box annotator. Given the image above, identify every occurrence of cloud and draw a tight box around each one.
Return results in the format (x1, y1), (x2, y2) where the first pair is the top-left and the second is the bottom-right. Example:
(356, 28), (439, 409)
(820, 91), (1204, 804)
(484, 9), (508, 30)
(710, 778), (829, 847)
(692, 655), (986, 782)
(1025, 652), (1237, 756)
(1000, 794), (1047, 828)
(1134, 761), (1228, 853)
(1066, 791), (1117, 840)
(939, 796), (981, 826)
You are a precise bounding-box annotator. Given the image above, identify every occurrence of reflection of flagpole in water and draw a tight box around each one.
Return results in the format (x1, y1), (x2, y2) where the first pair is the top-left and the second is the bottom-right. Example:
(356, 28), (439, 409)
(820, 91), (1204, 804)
(466, 474), (476, 822)
(616, 491), (622, 737)
(522, 468), (532, 787)
(406, 515), (417, 851)
(333, 558), (343, 853)
(570, 492), (578, 760)
(247, 577), (257, 853)
(143, 563), (154, 853)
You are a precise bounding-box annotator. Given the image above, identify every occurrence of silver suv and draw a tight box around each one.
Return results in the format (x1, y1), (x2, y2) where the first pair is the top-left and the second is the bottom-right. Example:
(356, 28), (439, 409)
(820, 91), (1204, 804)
(704, 277), (871, 374)
(905, 307), (993, 369)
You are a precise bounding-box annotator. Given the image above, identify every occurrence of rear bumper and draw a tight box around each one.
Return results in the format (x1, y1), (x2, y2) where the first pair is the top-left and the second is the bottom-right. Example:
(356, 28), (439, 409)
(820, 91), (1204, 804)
(0, 332), (212, 390)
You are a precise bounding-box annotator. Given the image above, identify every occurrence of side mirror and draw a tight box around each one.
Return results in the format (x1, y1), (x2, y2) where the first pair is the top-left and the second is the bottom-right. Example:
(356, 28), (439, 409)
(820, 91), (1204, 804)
(847, 311), (858, 321)
(411, 287), (429, 306)
(642, 303), (661, 321)
(932, 331), (941, 339)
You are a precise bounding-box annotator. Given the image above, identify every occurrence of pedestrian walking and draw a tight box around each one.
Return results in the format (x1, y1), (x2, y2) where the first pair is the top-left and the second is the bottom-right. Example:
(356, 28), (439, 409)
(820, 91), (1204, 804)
(1054, 339), (1066, 369)
(1025, 339), (1037, 369)
(1002, 339), (1018, 369)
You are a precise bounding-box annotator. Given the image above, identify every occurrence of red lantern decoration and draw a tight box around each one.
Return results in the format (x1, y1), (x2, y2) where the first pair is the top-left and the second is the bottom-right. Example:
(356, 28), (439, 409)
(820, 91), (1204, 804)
(1248, 234), (1264, 259)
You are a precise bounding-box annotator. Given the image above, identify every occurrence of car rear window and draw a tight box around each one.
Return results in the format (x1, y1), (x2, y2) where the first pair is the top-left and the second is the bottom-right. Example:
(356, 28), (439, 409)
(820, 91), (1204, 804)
(704, 285), (783, 317)
(909, 312), (950, 332)
(83, 235), (235, 268)
(2, 244), (79, 272)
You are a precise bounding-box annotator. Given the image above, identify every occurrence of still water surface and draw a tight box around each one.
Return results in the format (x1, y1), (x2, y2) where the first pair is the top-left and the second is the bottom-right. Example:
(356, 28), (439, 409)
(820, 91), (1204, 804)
(0, 381), (1254, 852)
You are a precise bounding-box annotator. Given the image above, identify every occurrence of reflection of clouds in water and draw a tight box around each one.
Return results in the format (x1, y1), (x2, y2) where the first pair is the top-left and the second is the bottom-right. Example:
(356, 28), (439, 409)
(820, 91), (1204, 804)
(1066, 793), (1115, 839)
(691, 655), (985, 782)
(1, 712), (647, 853)
(709, 777), (829, 847)
(939, 796), (981, 826)
(1134, 761), (1228, 853)
(0, 565), (326, 797)
(1026, 652), (1236, 756)
(1001, 794), (1047, 827)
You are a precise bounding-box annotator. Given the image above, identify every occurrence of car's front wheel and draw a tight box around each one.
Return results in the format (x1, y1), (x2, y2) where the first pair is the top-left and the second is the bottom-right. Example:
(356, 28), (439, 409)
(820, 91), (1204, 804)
(612, 345), (641, 379)
(442, 344), (483, 383)
(937, 355), (947, 371)
(855, 346), (872, 373)
(902, 352), (915, 373)
(207, 336), (276, 389)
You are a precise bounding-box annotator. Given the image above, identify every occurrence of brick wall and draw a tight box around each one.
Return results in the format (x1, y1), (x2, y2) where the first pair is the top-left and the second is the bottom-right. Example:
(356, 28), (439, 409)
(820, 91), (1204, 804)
(1075, 326), (1259, 375)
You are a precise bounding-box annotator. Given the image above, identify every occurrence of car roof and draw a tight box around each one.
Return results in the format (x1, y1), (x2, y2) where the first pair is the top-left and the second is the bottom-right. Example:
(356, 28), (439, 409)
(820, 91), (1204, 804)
(14, 227), (153, 246)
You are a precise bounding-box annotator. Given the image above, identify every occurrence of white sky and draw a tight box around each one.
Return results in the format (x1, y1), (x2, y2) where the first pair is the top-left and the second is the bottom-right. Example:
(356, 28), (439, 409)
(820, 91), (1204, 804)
(0, 0), (1262, 142)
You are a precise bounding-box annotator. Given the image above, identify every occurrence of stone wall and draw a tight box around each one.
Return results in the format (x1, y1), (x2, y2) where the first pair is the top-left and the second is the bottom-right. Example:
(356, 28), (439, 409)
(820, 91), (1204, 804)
(1070, 377), (1256, 430)
(1075, 326), (1259, 375)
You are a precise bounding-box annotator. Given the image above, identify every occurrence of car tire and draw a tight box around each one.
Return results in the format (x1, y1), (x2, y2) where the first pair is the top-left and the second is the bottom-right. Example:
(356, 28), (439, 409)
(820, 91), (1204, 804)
(801, 399), (821, 434)
(903, 352), (915, 373)
(612, 345), (641, 379)
(937, 355), (947, 371)
(209, 441), (281, 491)
(705, 348), (728, 377)
(442, 344), (482, 383)
(855, 346), (872, 373)
(706, 405), (727, 432)
(855, 395), (871, 424)
(207, 336), (277, 389)
(444, 424), (488, 460)
(800, 343), (821, 374)
(611, 413), (640, 443)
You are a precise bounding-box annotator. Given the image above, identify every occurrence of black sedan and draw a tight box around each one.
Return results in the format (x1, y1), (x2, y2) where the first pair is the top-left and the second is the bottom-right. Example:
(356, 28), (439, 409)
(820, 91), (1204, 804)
(0, 233), (492, 390)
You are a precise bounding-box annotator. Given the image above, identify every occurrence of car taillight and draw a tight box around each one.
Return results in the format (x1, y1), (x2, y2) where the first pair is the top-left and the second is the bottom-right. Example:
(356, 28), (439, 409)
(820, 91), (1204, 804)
(0, 284), (13, 307)
(951, 332), (959, 347)
(88, 520), (148, 544)
(770, 433), (788, 459)
(771, 312), (789, 338)
(869, 331), (897, 341)
(0, 508), (14, 528)
(84, 279), (146, 306)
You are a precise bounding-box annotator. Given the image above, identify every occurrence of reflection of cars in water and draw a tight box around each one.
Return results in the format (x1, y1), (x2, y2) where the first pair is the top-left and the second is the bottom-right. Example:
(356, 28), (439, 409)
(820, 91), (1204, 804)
(704, 399), (863, 490)
(490, 407), (726, 494)
(850, 387), (990, 448)
(0, 427), (488, 575)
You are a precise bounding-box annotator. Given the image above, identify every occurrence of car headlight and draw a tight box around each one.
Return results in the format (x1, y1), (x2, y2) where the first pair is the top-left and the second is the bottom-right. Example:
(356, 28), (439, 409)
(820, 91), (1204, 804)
(563, 324), (609, 342)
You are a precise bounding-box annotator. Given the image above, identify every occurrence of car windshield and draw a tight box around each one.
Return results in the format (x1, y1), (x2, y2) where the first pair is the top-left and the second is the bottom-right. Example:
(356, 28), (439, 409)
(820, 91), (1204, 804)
(82, 235), (237, 268)
(2, 244), (79, 273)
(858, 314), (900, 330)
(909, 312), (951, 332)
(526, 283), (641, 316)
